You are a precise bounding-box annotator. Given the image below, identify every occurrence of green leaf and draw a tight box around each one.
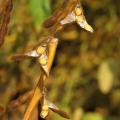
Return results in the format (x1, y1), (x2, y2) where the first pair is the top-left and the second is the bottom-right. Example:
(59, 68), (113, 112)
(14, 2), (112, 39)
(29, 0), (51, 29)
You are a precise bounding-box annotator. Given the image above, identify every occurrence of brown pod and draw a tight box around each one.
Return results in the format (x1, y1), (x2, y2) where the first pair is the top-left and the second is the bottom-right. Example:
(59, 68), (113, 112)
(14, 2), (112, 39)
(48, 102), (70, 119)
(40, 97), (49, 119)
(0, 0), (13, 46)
(43, 9), (64, 28)
(43, 0), (77, 28)
(11, 54), (28, 61)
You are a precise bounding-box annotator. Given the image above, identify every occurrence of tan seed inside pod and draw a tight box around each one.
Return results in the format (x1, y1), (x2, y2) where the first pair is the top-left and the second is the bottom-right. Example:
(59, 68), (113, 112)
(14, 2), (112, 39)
(40, 97), (49, 118)
(37, 46), (46, 55)
(75, 7), (82, 16)
(38, 54), (48, 65)
(76, 15), (84, 23)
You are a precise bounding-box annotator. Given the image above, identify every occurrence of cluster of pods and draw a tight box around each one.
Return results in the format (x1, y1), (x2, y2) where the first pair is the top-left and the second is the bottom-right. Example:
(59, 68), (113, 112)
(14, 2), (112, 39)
(0, 0), (93, 120)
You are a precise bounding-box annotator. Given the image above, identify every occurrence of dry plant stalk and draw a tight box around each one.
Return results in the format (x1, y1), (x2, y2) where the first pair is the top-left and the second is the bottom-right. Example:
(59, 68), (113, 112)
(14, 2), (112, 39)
(0, 0), (94, 119)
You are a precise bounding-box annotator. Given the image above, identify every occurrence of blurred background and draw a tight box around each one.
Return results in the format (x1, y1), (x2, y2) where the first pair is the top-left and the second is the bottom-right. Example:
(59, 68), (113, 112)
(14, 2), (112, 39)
(0, 0), (120, 120)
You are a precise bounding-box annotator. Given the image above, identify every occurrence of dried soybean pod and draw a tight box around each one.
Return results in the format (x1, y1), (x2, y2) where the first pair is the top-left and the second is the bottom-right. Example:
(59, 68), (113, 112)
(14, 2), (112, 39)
(0, 0), (13, 46)
(43, 0), (77, 28)
(40, 97), (49, 119)
(75, 3), (94, 33)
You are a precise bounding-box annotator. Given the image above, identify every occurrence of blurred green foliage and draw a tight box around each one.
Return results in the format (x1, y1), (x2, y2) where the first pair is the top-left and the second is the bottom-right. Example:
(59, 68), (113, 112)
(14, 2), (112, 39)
(29, 0), (51, 29)
(0, 0), (120, 120)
